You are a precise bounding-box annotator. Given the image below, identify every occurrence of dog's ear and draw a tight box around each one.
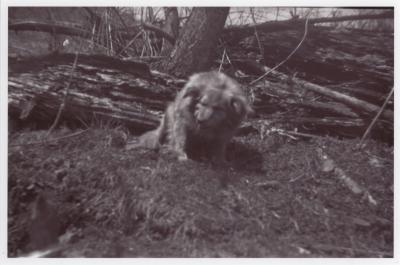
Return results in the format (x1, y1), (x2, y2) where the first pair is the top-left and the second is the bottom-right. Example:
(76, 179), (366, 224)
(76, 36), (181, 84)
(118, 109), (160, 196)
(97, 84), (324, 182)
(179, 84), (202, 113)
(182, 86), (200, 99)
(181, 73), (205, 99)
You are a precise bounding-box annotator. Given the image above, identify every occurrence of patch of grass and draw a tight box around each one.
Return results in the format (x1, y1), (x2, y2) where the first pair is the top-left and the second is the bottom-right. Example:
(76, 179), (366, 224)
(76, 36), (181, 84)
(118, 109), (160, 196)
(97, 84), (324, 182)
(8, 126), (393, 257)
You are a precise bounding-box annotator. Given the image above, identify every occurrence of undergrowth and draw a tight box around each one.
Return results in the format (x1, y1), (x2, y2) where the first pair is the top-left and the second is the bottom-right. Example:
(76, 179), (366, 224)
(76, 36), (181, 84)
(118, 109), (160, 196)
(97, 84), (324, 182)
(8, 126), (393, 257)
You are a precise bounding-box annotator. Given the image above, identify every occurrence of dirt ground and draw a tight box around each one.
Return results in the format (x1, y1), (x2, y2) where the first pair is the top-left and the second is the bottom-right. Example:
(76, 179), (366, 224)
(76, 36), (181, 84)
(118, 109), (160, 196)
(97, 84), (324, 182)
(8, 126), (393, 257)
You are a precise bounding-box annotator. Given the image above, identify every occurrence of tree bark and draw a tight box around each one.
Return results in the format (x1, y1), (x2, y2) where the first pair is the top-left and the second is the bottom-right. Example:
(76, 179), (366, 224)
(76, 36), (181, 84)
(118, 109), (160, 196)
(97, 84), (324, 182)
(160, 7), (230, 76)
(8, 74), (161, 132)
(8, 54), (186, 132)
(160, 7), (179, 55)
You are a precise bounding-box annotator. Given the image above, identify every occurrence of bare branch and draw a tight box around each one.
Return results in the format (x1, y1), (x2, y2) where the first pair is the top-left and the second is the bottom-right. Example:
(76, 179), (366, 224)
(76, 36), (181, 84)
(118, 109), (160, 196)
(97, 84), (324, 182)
(46, 53), (79, 137)
(250, 11), (311, 85)
(142, 23), (176, 45)
(358, 87), (394, 147)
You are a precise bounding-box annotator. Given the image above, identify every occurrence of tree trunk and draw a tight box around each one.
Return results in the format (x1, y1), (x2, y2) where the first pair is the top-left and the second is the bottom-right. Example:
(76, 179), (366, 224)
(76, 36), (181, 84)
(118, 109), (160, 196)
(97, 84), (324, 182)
(160, 7), (179, 55)
(160, 7), (229, 76)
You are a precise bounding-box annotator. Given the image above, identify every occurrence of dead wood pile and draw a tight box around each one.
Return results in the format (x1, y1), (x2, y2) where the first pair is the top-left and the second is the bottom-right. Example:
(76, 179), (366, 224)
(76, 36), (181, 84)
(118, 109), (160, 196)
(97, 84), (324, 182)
(8, 26), (393, 142)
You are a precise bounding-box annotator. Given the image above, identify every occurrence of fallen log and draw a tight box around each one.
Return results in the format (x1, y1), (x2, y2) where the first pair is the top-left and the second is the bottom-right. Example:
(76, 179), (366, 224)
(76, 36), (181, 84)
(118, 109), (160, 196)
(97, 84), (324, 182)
(292, 101), (359, 118)
(255, 66), (393, 121)
(273, 117), (365, 128)
(330, 83), (387, 103)
(9, 53), (152, 78)
(9, 21), (141, 45)
(8, 76), (160, 132)
(233, 27), (393, 106)
(8, 55), (185, 133)
(8, 52), (391, 141)
(295, 78), (393, 120)
(223, 11), (393, 43)
(10, 11), (393, 49)
(9, 21), (92, 39)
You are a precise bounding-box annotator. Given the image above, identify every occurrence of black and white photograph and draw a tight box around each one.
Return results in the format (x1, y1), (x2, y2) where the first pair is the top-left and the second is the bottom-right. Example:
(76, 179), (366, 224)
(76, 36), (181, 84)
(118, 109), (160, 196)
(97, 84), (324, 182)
(3, 3), (395, 260)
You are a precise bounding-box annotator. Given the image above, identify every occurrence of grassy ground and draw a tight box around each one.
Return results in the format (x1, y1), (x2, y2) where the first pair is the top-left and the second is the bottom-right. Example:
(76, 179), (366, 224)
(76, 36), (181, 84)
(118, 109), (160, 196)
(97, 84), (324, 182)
(8, 126), (393, 257)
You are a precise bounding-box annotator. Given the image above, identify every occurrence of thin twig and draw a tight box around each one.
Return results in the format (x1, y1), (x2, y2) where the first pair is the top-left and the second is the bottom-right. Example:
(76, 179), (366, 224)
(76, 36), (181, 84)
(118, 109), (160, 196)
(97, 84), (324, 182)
(111, 7), (129, 32)
(108, 21), (114, 54)
(10, 129), (90, 148)
(46, 53), (79, 137)
(140, 31), (147, 57)
(358, 86), (394, 147)
(275, 7), (280, 21)
(218, 48), (227, 72)
(117, 30), (143, 56)
(89, 22), (97, 50)
(103, 11), (109, 53)
(285, 130), (343, 143)
(223, 48), (232, 65)
(250, 7), (264, 62)
(143, 30), (154, 56)
(316, 147), (377, 206)
(250, 11), (312, 85)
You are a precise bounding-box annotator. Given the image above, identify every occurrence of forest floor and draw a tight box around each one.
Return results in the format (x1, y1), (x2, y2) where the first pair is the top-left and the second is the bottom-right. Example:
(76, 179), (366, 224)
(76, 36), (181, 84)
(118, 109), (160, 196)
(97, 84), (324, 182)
(8, 125), (393, 258)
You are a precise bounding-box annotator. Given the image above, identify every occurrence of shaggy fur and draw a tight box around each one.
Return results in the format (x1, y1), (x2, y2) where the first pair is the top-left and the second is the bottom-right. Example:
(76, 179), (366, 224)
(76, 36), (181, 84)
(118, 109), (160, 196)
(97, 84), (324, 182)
(139, 71), (252, 163)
